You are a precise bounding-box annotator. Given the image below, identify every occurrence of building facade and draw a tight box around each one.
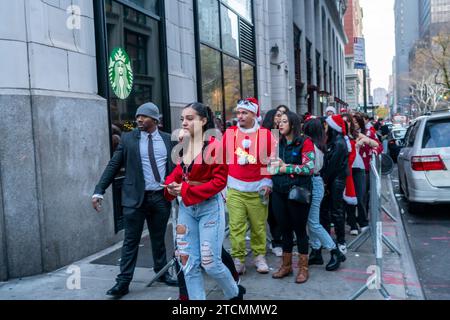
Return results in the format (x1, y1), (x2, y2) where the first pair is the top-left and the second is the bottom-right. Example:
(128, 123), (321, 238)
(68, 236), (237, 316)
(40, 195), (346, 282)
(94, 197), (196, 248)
(394, 0), (420, 114)
(420, 0), (450, 38)
(343, 0), (364, 110)
(0, 0), (348, 280)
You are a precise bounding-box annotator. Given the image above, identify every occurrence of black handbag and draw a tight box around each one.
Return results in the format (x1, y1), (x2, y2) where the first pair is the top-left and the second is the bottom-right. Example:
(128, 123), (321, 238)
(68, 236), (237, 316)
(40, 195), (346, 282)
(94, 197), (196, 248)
(288, 185), (312, 205)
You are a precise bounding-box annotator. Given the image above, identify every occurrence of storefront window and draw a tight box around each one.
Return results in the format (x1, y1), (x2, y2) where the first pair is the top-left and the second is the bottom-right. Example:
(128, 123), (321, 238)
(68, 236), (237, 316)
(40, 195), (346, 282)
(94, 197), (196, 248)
(106, 0), (162, 133)
(196, 0), (256, 123)
(221, 5), (239, 56)
(198, 0), (221, 47)
(222, 0), (252, 22)
(241, 62), (254, 100)
(223, 55), (241, 120)
(200, 45), (223, 114)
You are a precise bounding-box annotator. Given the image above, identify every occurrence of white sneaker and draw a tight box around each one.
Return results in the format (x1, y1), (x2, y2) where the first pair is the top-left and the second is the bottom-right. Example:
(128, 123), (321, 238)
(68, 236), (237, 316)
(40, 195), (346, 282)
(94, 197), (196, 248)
(350, 229), (359, 236)
(361, 226), (370, 233)
(338, 243), (348, 255)
(271, 246), (283, 257)
(233, 258), (246, 275)
(254, 255), (269, 274)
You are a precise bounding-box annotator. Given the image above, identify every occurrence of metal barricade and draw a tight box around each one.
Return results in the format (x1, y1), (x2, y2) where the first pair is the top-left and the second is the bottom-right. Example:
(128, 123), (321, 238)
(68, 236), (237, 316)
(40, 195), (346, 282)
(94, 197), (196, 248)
(348, 153), (401, 300)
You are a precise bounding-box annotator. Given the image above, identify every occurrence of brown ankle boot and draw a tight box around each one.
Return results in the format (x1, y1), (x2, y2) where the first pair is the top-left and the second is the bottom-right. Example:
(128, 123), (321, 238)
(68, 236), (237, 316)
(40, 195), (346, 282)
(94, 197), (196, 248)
(272, 253), (293, 279)
(296, 254), (309, 284)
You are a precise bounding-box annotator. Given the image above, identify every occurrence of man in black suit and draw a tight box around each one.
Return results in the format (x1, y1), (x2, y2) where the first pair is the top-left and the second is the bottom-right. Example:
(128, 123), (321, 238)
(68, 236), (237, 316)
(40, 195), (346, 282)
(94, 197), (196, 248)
(92, 102), (178, 298)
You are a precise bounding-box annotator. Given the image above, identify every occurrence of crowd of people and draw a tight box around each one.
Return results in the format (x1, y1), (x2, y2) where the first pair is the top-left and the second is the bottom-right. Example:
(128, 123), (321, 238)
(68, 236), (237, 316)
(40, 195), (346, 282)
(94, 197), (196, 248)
(92, 98), (383, 301)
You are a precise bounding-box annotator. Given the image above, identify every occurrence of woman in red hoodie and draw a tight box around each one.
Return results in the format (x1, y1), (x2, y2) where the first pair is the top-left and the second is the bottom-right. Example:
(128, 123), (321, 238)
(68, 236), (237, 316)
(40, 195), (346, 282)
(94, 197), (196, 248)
(164, 102), (244, 300)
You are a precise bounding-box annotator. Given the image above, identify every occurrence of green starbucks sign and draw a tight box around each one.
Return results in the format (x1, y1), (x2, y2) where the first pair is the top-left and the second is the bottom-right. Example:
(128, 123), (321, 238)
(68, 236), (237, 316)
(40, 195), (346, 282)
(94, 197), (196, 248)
(108, 48), (133, 100)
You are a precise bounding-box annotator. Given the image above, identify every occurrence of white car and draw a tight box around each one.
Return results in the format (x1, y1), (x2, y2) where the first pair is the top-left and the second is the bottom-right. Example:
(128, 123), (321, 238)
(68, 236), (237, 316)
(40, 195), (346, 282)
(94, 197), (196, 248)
(397, 111), (450, 213)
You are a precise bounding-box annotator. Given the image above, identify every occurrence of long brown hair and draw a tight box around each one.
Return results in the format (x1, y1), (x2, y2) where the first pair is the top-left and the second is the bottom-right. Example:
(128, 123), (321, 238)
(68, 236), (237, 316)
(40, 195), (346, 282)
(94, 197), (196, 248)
(353, 112), (366, 134)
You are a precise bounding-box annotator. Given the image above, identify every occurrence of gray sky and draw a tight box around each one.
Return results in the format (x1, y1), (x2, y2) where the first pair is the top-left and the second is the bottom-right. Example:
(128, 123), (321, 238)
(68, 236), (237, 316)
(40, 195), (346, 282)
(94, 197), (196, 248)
(359, 0), (395, 92)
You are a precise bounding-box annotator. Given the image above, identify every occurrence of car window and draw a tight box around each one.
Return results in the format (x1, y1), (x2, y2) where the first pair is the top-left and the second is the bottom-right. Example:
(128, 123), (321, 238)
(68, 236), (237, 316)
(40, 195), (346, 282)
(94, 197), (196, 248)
(407, 122), (420, 147)
(393, 130), (407, 139)
(422, 118), (450, 148)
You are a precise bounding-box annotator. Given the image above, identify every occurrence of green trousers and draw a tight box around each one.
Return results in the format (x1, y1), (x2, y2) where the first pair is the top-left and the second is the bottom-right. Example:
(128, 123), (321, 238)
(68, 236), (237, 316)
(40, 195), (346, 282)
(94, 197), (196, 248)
(227, 188), (268, 262)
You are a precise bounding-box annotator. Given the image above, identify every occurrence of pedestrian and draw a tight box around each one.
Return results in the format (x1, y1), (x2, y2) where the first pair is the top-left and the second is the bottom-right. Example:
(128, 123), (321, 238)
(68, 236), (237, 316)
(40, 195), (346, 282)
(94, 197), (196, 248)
(92, 102), (178, 299)
(325, 106), (337, 117)
(224, 98), (276, 275)
(304, 118), (346, 271)
(269, 111), (315, 283)
(164, 102), (245, 300)
(353, 113), (380, 222)
(342, 114), (366, 236)
(360, 113), (383, 212)
(276, 105), (290, 115)
(262, 109), (283, 257)
(320, 115), (350, 255)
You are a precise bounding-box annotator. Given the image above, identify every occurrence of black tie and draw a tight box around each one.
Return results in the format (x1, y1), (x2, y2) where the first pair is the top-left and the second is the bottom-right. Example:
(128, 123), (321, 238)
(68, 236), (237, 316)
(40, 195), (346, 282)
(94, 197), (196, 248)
(148, 134), (162, 183)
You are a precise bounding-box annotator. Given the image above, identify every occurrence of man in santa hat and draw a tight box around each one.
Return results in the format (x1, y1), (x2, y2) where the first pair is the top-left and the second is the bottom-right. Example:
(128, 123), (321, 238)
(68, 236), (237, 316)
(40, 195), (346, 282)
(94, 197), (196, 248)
(223, 98), (276, 275)
(325, 106), (337, 117)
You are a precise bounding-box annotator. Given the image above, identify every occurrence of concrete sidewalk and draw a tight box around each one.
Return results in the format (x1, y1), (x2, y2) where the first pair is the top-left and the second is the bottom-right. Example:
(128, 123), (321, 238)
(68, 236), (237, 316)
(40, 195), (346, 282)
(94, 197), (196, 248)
(0, 175), (424, 300)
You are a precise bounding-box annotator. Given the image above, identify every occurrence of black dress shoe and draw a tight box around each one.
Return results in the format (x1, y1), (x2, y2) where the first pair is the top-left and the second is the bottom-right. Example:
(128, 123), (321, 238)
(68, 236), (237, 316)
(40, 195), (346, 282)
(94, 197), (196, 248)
(106, 282), (129, 298)
(156, 272), (179, 287)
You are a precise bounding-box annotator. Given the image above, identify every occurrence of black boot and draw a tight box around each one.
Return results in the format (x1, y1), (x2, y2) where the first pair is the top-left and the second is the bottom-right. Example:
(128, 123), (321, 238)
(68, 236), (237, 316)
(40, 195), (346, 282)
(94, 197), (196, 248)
(326, 248), (346, 272)
(309, 248), (324, 266)
(106, 282), (129, 298)
(230, 285), (246, 300)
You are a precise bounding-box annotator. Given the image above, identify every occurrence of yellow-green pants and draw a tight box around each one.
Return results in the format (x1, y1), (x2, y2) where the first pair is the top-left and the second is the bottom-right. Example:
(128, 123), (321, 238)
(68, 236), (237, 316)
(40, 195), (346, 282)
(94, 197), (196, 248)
(227, 188), (268, 262)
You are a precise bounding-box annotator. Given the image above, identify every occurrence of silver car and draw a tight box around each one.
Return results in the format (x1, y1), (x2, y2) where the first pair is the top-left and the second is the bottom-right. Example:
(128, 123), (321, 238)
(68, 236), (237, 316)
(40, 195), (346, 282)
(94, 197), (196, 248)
(397, 111), (450, 213)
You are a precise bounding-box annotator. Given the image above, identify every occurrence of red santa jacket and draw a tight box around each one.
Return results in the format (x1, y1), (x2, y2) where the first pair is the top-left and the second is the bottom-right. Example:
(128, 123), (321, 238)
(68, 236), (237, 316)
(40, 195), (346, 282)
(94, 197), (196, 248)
(222, 124), (276, 192)
(164, 140), (228, 207)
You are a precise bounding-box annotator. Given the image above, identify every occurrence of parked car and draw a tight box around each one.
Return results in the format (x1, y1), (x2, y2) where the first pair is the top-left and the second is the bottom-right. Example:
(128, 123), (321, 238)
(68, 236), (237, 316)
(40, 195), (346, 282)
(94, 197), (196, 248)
(397, 111), (450, 213)
(388, 127), (408, 162)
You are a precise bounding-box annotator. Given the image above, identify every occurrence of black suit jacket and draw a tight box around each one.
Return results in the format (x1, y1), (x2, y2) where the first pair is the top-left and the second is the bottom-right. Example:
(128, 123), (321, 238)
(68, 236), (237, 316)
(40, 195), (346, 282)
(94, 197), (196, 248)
(94, 129), (176, 208)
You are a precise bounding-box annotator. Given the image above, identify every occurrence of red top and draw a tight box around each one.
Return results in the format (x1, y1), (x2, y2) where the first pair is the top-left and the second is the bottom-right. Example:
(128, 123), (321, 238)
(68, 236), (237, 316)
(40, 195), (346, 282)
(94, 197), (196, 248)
(223, 126), (276, 182)
(360, 127), (383, 171)
(164, 140), (228, 207)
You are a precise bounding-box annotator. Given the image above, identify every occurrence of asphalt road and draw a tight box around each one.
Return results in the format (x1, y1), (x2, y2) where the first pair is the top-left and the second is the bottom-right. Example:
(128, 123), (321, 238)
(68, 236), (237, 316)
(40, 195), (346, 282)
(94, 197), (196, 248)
(391, 166), (450, 300)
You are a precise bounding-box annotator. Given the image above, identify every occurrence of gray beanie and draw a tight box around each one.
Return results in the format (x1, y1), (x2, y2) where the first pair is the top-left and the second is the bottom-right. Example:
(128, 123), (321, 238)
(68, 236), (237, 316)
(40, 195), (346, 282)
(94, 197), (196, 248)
(135, 102), (161, 121)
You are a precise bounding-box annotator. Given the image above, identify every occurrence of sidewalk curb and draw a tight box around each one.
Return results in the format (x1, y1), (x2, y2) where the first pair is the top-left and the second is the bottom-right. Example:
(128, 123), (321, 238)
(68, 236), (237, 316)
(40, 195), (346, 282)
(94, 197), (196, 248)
(383, 174), (425, 300)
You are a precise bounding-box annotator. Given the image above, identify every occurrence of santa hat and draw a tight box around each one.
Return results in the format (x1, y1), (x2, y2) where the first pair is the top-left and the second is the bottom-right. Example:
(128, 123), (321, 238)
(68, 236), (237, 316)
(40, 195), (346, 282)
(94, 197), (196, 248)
(326, 115), (352, 152)
(237, 98), (261, 122)
(340, 108), (347, 114)
(325, 106), (337, 115)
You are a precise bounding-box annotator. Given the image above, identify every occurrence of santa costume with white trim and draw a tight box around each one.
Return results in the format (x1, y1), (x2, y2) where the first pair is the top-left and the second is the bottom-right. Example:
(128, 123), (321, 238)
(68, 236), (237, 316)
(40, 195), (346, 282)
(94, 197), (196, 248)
(326, 115), (357, 205)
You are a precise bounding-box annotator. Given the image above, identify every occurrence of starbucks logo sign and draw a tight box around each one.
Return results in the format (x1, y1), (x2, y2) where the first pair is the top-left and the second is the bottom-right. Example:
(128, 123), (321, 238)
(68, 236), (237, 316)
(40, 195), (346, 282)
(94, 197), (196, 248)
(108, 48), (133, 100)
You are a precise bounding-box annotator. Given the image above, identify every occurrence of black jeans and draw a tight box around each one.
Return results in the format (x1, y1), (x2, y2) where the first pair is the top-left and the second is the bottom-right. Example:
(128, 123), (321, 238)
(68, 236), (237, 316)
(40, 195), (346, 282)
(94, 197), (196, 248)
(176, 247), (238, 300)
(346, 169), (369, 229)
(116, 190), (171, 284)
(268, 194), (283, 248)
(320, 178), (346, 245)
(271, 191), (311, 255)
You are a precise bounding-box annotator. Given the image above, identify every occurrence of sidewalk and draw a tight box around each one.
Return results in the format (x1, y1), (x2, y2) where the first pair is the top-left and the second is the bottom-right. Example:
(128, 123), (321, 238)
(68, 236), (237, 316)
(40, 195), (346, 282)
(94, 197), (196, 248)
(0, 175), (424, 300)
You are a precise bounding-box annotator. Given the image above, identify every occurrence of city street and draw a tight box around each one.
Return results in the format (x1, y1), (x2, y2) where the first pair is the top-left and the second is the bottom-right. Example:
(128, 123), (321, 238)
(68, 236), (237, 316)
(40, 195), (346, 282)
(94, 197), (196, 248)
(391, 167), (450, 300)
(1, 0), (449, 305)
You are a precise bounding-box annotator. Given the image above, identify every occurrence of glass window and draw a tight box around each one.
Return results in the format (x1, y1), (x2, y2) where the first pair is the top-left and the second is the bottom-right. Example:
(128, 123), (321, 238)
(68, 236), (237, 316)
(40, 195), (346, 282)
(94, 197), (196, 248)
(200, 45), (223, 114)
(222, 0), (252, 22)
(241, 62), (254, 99)
(221, 5), (239, 56)
(128, 0), (159, 15)
(422, 119), (450, 148)
(198, 0), (221, 47)
(106, 0), (162, 134)
(223, 55), (241, 120)
(196, 0), (255, 123)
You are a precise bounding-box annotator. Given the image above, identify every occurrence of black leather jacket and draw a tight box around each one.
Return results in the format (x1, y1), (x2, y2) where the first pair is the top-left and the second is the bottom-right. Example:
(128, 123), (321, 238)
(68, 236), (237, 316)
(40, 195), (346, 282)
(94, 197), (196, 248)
(322, 132), (349, 184)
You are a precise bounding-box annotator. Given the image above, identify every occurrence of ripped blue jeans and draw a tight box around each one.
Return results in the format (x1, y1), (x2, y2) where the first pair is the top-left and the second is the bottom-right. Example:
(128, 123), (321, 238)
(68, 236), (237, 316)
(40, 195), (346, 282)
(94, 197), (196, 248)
(177, 194), (238, 300)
